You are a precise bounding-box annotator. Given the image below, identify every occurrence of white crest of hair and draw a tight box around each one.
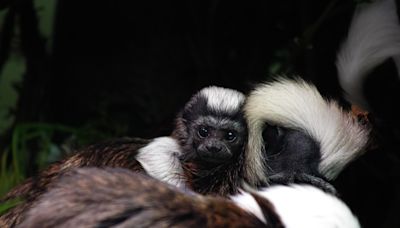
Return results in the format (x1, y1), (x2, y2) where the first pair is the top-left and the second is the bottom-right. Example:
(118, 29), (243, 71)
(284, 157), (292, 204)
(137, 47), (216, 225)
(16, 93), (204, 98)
(244, 78), (370, 182)
(200, 86), (245, 113)
(231, 190), (267, 224)
(136, 137), (186, 188)
(337, 0), (400, 110)
(257, 184), (360, 228)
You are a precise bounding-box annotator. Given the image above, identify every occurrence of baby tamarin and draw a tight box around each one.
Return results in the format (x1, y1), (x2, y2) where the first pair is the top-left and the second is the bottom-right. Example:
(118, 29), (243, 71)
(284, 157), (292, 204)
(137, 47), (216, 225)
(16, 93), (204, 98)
(0, 86), (247, 227)
(173, 86), (247, 195)
(2, 78), (373, 226)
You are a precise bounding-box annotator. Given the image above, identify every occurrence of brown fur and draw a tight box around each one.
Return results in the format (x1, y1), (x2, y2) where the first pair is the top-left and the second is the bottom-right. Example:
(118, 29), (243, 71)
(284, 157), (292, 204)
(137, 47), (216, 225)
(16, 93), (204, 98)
(0, 137), (149, 227)
(1, 87), (249, 227)
(182, 150), (245, 196)
(19, 168), (273, 228)
(251, 193), (285, 228)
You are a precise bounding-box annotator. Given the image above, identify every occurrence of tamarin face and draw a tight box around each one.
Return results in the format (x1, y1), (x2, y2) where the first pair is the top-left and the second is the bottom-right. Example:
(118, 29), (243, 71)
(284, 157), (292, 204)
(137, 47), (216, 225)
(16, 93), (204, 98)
(244, 78), (371, 190)
(189, 114), (247, 164)
(172, 86), (247, 195)
(174, 86), (247, 166)
(0, 86), (247, 228)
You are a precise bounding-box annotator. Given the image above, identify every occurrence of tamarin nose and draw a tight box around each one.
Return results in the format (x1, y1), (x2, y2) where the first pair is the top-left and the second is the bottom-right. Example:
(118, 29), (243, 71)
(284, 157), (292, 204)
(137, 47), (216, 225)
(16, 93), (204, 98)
(206, 145), (222, 153)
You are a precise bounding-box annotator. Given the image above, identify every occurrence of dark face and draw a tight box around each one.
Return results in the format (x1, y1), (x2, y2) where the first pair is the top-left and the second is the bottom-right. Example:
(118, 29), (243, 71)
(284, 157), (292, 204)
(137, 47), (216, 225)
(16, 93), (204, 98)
(262, 124), (323, 182)
(187, 116), (246, 164)
(173, 87), (247, 195)
(174, 88), (247, 168)
(191, 121), (245, 163)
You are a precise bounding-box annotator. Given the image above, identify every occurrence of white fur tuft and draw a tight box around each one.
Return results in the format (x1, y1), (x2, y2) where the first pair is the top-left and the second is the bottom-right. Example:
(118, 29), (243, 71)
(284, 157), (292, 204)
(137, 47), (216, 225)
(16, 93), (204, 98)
(337, 0), (400, 110)
(200, 86), (245, 113)
(231, 191), (267, 224)
(257, 184), (360, 228)
(136, 137), (186, 188)
(244, 78), (370, 182)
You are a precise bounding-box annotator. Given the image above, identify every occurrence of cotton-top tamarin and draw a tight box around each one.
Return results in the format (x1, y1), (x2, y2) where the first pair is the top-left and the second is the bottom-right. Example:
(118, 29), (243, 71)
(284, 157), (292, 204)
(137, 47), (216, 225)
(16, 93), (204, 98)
(19, 167), (361, 228)
(0, 86), (247, 227)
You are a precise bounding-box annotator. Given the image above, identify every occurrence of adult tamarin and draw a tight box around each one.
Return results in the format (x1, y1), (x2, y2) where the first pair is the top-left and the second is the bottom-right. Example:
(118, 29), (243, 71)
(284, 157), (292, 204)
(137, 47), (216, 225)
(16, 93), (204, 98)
(18, 167), (361, 228)
(0, 86), (247, 227)
(3, 0), (389, 223)
(6, 1), (395, 218)
(14, 1), (395, 225)
(243, 0), (399, 191)
(243, 78), (371, 193)
(1, 83), (372, 226)
(1, 83), (369, 226)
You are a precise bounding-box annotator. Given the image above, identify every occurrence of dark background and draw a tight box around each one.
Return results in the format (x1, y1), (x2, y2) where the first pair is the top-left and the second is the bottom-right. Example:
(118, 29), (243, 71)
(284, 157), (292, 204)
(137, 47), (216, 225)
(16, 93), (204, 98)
(1, 0), (400, 227)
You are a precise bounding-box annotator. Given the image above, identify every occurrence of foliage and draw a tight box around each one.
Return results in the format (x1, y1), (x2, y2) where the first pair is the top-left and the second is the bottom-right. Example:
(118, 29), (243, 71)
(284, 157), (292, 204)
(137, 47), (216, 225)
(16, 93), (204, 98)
(0, 122), (113, 199)
(0, 198), (22, 216)
(0, 123), (69, 196)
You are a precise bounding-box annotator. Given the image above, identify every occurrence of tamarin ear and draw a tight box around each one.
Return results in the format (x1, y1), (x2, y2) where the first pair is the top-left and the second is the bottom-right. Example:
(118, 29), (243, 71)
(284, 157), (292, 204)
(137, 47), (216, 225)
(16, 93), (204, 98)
(171, 112), (189, 143)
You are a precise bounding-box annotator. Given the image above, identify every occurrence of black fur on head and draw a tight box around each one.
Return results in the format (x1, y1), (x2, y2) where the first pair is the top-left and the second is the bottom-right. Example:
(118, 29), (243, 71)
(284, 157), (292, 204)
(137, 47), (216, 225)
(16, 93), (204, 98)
(172, 86), (247, 196)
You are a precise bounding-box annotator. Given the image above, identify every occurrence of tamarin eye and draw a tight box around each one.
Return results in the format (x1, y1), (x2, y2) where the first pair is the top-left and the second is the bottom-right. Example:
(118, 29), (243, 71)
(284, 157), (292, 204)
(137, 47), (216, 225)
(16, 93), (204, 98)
(225, 131), (237, 142)
(198, 127), (209, 138)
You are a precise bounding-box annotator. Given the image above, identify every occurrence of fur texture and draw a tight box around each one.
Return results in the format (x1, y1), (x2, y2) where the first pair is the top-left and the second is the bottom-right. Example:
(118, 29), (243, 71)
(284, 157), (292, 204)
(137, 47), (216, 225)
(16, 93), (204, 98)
(0, 86), (248, 226)
(19, 167), (359, 228)
(337, 0), (400, 110)
(19, 168), (271, 228)
(256, 184), (360, 228)
(244, 78), (371, 186)
(0, 137), (149, 227)
(199, 86), (246, 114)
(136, 137), (185, 188)
(173, 86), (248, 196)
